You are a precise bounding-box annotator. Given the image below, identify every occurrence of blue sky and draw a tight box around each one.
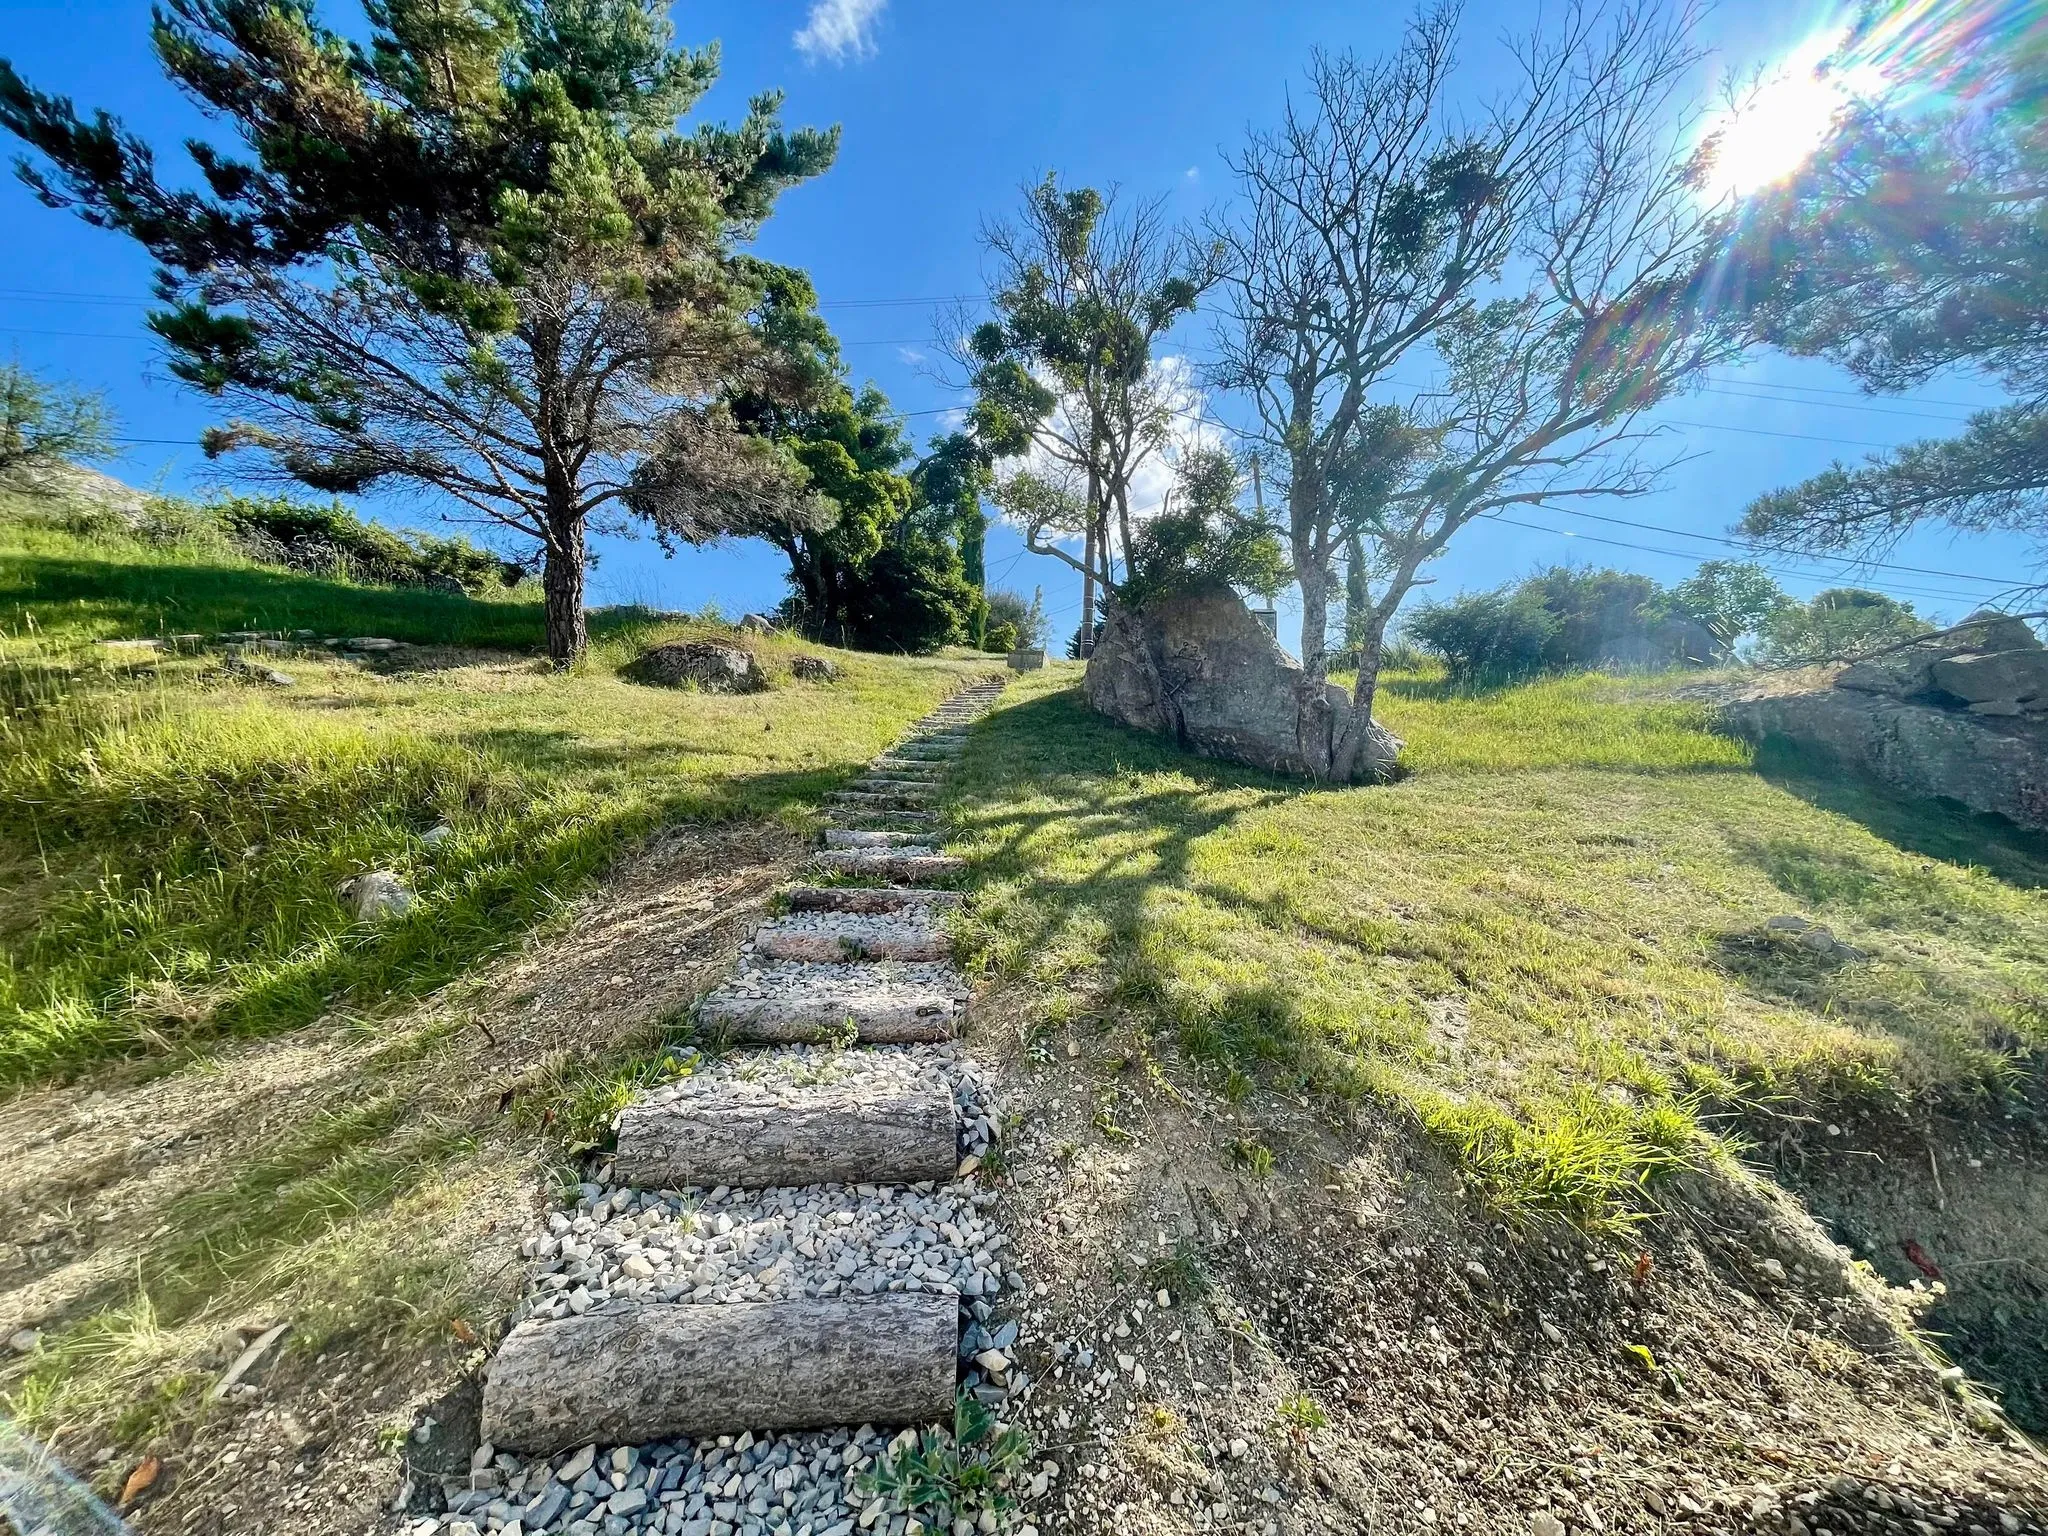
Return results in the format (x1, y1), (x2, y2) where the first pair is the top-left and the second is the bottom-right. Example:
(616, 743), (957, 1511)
(0, 0), (2032, 648)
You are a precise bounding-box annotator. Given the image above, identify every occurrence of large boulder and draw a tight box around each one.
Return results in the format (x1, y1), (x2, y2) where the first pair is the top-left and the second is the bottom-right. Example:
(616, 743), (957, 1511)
(1084, 591), (1401, 782)
(626, 640), (767, 694)
(1837, 610), (2048, 715)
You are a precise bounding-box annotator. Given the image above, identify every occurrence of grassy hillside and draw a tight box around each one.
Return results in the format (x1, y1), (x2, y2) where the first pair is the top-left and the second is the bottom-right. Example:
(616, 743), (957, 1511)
(951, 665), (2048, 1227)
(1, 508), (990, 1086)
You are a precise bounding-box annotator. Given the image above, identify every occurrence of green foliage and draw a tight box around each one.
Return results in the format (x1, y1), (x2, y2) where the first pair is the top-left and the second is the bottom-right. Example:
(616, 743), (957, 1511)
(1756, 587), (1932, 665)
(1407, 583), (1561, 682)
(860, 1393), (1032, 1523)
(1275, 1392), (1329, 1438)
(0, 0), (839, 660)
(1228, 1137), (1275, 1178)
(1648, 560), (1784, 655)
(727, 283), (989, 654)
(834, 536), (981, 654)
(1118, 446), (1289, 608)
(1732, 9), (2048, 583)
(0, 362), (114, 474)
(1408, 566), (1728, 681)
(212, 495), (518, 593)
(985, 587), (1046, 650)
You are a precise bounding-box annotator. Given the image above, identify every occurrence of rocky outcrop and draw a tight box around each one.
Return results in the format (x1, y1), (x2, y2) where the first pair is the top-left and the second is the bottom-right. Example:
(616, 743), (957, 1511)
(624, 640), (766, 693)
(1719, 614), (2048, 831)
(1084, 590), (1401, 782)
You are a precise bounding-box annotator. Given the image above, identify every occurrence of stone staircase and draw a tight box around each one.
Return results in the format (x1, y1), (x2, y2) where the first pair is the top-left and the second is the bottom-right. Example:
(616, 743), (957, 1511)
(460, 678), (1010, 1536)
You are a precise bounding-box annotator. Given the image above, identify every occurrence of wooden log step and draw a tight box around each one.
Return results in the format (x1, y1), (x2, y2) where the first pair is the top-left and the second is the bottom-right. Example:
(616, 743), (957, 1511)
(480, 1295), (958, 1454)
(698, 961), (966, 1042)
(869, 758), (945, 776)
(613, 1074), (956, 1188)
(811, 848), (966, 882)
(784, 885), (963, 913)
(824, 828), (934, 848)
(751, 911), (950, 962)
(829, 789), (938, 811)
(825, 809), (939, 827)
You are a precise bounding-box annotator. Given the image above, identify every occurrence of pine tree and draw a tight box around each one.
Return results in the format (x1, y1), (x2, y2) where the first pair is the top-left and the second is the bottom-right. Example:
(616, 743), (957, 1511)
(1734, 6), (2048, 593)
(1, 0), (838, 660)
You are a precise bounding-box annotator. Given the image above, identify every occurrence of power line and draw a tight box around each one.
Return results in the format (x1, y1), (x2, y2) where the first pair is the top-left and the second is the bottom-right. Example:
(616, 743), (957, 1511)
(1693, 384), (1979, 422)
(1479, 513), (2014, 607)
(1519, 505), (2014, 587)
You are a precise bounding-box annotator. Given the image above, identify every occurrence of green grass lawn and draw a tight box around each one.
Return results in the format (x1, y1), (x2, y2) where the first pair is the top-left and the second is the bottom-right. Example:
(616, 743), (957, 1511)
(951, 665), (2048, 1228)
(1, 507), (550, 651)
(1, 553), (989, 1085)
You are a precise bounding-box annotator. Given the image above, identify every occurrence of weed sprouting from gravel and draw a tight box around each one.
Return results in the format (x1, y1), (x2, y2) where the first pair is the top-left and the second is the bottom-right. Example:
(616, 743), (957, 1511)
(861, 1392), (1032, 1523)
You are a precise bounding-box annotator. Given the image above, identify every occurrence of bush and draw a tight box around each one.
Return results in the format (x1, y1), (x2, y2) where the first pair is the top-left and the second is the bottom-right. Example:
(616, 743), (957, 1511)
(1407, 586), (1561, 681)
(985, 587), (1047, 648)
(1757, 587), (1932, 664)
(1408, 565), (1748, 680)
(984, 621), (1020, 652)
(213, 495), (518, 593)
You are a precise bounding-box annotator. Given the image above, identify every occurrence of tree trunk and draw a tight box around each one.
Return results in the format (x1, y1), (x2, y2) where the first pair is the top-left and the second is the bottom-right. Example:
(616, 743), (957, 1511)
(542, 510), (587, 666)
(1080, 513), (1098, 656)
(1289, 467), (1336, 777)
(1344, 533), (1369, 650)
(1331, 614), (1389, 784)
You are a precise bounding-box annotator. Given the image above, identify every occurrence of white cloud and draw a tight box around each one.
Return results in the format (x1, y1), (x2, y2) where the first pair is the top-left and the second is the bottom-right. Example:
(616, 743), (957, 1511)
(1184, 166), (1200, 183)
(895, 345), (926, 366)
(993, 355), (1226, 543)
(795, 0), (886, 64)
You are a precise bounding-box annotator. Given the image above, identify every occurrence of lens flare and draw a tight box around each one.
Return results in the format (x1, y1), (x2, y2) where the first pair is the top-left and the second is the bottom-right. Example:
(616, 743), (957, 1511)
(1701, 26), (1888, 199)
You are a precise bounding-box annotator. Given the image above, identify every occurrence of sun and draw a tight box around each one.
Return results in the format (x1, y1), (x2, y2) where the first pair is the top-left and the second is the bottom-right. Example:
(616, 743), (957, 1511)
(1702, 27), (1884, 199)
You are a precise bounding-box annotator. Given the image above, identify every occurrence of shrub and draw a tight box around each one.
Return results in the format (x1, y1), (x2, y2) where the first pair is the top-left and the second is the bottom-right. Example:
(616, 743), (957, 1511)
(985, 587), (1047, 648)
(1409, 565), (1751, 680)
(212, 495), (517, 592)
(1757, 587), (1932, 664)
(1407, 585), (1561, 680)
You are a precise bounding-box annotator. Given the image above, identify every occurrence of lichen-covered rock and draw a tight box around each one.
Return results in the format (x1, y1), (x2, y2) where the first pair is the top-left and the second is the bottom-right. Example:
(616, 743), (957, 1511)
(1084, 591), (1401, 782)
(625, 640), (767, 693)
(790, 654), (836, 681)
(1720, 688), (2048, 831)
(337, 870), (416, 921)
(1930, 648), (2048, 714)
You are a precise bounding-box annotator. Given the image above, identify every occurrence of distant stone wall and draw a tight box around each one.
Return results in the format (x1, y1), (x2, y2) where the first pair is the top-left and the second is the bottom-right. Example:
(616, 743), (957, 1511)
(1717, 615), (2048, 832)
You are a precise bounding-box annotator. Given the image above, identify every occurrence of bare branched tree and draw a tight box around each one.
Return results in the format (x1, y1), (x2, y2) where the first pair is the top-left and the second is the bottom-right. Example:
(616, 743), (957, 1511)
(1215, 2), (1747, 780)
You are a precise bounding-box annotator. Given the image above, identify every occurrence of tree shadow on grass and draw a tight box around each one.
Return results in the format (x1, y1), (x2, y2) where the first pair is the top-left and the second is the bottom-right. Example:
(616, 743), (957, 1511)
(1751, 736), (2048, 892)
(1, 549), (542, 650)
(952, 687), (1334, 1074)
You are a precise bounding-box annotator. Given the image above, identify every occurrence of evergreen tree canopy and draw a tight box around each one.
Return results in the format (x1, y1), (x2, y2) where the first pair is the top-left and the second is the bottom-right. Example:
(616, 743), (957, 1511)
(1734, 5), (2048, 593)
(0, 0), (840, 660)
(1118, 445), (1289, 609)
